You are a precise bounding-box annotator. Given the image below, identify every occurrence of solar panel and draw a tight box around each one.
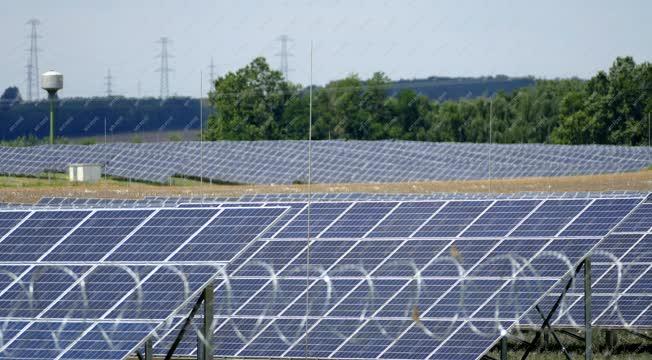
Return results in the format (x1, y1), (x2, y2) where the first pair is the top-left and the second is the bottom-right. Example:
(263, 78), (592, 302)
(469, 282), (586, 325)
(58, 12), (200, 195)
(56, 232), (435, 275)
(0, 141), (650, 184)
(150, 195), (649, 359)
(0, 205), (289, 359)
(524, 199), (652, 329)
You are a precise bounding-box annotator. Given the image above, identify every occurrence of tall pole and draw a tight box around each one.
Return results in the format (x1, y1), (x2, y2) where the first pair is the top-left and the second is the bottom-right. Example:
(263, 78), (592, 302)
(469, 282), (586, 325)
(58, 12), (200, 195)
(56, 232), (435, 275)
(584, 257), (592, 360)
(200, 284), (214, 360)
(49, 95), (54, 144)
(304, 39), (313, 358)
(200, 70), (204, 186)
(489, 98), (492, 193)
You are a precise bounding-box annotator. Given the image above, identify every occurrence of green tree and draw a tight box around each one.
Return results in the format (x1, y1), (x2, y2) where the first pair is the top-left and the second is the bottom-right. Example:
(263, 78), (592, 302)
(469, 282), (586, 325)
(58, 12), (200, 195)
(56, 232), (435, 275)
(205, 57), (299, 140)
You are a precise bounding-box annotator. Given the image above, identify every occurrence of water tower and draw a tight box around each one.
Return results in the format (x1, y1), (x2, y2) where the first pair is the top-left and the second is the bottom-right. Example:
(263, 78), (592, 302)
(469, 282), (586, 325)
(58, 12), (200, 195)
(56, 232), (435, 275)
(41, 70), (63, 144)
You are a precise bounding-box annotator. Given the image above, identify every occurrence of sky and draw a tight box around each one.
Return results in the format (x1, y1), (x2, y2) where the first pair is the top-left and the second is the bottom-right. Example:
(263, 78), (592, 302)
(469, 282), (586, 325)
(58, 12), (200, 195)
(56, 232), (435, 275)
(2, 0), (651, 98)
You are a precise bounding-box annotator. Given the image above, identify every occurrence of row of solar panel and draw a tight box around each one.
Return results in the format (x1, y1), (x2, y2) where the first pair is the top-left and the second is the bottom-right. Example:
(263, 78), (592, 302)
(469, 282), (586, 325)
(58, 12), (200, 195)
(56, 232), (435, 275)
(0, 141), (649, 184)
(147, 196), (650, 359)
(0, 194), (649, 360)
(14, 190), (649, 210)
(0, 206), (287, 360)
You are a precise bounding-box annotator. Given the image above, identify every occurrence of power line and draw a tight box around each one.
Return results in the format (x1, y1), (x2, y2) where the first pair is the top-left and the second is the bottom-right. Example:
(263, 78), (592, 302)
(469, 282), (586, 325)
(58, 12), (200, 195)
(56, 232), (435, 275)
(276, 35), (293, 80)
(104, 68), (113, 97)
(156, 37), (173, 99)
(26, 18), (41, 101)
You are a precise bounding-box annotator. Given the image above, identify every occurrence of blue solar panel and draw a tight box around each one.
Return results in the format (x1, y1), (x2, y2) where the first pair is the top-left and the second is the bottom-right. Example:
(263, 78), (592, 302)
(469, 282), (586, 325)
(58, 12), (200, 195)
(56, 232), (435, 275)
(613, 203), (652, 232)
(560, 198), (639, 237)
(274, 202), (351, 238)
(43, 210), (154, 262)
(320, 202), (397, 238)
(524, 199), (652, 330)
(0, 211), (91, 262)
(2, 142), (650, 184)
(460, 200), (539, 237)
(413, 201), (493, 238)
(367, 202), (445, 238)
(149, 195), (650, 360)
(172, 207), (287, 262)
(2, 194), (649, 359)
(106, 208), (220, 262)
(0, 205), (288, 360)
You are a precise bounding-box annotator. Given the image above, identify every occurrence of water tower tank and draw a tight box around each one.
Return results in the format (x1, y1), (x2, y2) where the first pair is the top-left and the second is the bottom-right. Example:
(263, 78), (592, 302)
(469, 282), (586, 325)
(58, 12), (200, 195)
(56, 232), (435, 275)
(41, 70), (63, 92)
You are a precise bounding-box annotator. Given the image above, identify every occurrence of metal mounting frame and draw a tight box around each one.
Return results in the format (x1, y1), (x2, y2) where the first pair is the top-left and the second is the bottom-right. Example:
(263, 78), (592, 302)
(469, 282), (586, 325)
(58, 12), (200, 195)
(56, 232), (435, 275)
(520, 257), (593, 360)
(163, 284), (215, 360)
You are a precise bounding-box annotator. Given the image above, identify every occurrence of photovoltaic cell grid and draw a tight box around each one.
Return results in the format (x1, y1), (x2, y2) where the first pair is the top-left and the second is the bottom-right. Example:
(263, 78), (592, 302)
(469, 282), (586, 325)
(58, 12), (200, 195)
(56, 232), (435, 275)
(20, 190), (648, 210)
(149, 195), (649, 359)
(28, 193), (651, 332)
(524, 195), (652, 329)
(0, 205), (288, 360)
(0, 141), (649, 184)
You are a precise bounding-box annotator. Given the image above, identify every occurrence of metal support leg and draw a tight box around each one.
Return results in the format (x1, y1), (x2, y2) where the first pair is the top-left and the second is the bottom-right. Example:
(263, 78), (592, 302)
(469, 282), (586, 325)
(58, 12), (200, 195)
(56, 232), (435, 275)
(199, 283), (214, 360)
(165, 290), (206, 360)
(584, 257), (592, 360)
(521, 261), (584, 360)
(500, 336), (508, 360)
(145, 338), (153, 360)
(625, 329), (652, 342)
(605, 330), (617, 352)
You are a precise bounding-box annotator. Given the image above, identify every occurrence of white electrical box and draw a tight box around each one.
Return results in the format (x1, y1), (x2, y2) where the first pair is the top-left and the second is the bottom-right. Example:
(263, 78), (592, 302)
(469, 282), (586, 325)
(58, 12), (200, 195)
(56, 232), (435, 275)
(68, 164), (102, 182)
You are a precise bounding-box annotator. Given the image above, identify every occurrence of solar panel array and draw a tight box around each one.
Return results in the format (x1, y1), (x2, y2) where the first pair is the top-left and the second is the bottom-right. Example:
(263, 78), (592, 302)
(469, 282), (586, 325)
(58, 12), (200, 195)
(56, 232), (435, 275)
(0, 193), (649, 359)
(0, 205), (288, 359)
(0, 141), (649, 184)
(524, 195), (652, 329)
(146, 195), (649, 359)
(26, 191), (651, 208)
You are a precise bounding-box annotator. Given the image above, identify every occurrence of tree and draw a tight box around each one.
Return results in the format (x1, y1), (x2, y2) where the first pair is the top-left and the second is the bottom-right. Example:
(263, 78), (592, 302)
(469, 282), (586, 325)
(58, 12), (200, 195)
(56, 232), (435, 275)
(205, 57), (299, 140)
(0, 86), (22, 111)
(313, 75), (369, 139)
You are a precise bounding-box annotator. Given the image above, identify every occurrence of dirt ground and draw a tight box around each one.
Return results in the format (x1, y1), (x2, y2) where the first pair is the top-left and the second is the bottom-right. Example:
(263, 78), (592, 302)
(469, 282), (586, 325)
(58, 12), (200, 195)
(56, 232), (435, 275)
(1, 170), (650, 204)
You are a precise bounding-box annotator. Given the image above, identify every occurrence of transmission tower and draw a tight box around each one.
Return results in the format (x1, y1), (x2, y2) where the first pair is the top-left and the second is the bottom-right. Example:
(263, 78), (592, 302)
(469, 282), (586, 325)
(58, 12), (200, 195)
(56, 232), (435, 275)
(26, 19), (41, 101)
(208, 57), (216, 84)
(156, 37), (173, 99)
(276, 35), (293, 80)
(104, 68), (113, 97)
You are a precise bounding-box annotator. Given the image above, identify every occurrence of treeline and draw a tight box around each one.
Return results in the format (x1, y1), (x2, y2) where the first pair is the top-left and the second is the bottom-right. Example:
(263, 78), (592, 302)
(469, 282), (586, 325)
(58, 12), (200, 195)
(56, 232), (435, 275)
(207, 57), (652, 145)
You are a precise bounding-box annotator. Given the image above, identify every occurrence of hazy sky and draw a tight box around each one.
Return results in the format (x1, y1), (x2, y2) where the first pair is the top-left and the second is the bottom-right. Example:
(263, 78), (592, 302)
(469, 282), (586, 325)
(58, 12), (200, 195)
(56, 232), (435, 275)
(2, 0), (651, 98)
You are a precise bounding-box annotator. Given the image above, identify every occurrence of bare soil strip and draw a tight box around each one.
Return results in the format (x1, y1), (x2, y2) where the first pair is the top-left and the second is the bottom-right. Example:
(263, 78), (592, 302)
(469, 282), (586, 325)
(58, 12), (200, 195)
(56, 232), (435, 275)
(0, 170), (650, 204)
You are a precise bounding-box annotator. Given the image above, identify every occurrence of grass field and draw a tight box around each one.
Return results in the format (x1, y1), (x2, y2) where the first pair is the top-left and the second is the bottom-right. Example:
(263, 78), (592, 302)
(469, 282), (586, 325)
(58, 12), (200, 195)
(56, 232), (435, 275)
(487, 329), (652, 359)
(0, 170), (650, 204)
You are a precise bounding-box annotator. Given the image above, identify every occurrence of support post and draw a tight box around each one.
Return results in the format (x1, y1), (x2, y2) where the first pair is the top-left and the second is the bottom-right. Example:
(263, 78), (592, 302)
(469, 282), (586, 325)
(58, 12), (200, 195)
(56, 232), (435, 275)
(145, 338), (153, 360)
(165, 290), (206, 360)
(49, 95), (55, 144)
(584, 257), (592, 360)
(521, 260), (584, 360)
(500, 336), (508, 360)
(199, 283), (214, 360)
(605, 330), (617, 352)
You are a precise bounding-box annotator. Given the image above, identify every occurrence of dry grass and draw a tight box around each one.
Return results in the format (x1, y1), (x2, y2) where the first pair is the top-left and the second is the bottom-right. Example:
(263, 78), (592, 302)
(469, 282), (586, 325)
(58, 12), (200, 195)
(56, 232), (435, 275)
(0, 170), (650, 204)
